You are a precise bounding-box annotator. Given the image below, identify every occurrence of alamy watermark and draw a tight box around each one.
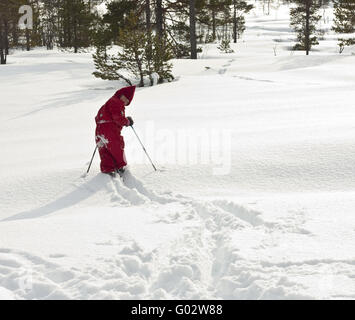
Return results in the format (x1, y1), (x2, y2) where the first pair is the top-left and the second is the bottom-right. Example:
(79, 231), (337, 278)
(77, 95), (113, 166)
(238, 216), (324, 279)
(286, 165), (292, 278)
(124, 122), (232, 176)
(18, 5), (33, 30)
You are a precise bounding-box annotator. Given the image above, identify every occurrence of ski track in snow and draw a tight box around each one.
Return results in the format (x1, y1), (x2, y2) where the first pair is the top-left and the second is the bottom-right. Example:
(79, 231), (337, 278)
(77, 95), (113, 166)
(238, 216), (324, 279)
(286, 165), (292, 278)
(1, 170), (353, 299)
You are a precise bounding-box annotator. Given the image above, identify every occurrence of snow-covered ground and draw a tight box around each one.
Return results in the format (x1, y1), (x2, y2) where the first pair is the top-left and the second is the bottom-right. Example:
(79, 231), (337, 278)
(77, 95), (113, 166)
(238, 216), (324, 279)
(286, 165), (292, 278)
(1, 3), (355, 299)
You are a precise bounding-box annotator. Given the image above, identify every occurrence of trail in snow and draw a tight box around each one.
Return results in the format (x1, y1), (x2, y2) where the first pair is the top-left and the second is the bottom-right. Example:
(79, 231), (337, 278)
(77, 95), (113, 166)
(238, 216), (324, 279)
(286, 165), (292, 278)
(3, 169), (350, 299)
(89, 172), (355, 299)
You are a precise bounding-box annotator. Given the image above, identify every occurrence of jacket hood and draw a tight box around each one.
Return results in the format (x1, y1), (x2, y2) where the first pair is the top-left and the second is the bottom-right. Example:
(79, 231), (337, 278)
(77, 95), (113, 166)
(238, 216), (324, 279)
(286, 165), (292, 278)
(114, 85), (136, 106)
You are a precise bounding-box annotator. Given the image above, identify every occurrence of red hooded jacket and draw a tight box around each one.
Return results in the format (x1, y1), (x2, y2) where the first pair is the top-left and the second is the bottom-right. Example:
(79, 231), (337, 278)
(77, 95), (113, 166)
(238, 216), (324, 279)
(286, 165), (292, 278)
(95, 86), (136, 132)
(95, 86), (136, 172)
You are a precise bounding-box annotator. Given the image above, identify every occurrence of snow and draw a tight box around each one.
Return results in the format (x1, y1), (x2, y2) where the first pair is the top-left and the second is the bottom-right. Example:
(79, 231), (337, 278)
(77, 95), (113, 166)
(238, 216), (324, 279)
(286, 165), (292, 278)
(1, 3), (355, 299)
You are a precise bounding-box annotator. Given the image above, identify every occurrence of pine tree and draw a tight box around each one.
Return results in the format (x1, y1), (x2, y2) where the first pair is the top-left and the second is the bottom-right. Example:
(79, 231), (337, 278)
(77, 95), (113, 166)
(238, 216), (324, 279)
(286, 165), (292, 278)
(0, 0), (23, 64)
(232, 0), (253, 43)
(333, 0), (355, 53)
(118, 13), (149, 87)
(218, 35), (234, 53)
(93, 12), (174, 87)
(40, 0), (61, 50)
(93, 46), (133, 85)
(164, 0), (203, 58)
(58, 0), (94, 53)
(23, 0), (43, 51)
(151, 33), (174, 83)
(206, 0), (231, 41)
(92, 22), (112, 60)
(289, 0), (322, 55)
(102, 0), (137, 44)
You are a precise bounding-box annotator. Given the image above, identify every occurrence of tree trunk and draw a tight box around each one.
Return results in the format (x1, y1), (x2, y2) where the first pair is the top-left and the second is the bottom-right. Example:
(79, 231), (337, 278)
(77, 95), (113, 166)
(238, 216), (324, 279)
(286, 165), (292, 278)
(156, 0), (163, 39)
(12, 24), (18, 47)
(73, 14), (78, 53)
(146, 0), (151, 31)
(233, 1), (237, 43)
(305, 0), (310, 55)
(139, 67), (144, 87)
(0, 21), (6, 64)
(212, 10), (216, 41)
(189, 0), (197, 59)
(4, 19), (9, 55)
(0, 47), (6, 64)
(146, 0), (154, 85)
(26, 28), (31, 51)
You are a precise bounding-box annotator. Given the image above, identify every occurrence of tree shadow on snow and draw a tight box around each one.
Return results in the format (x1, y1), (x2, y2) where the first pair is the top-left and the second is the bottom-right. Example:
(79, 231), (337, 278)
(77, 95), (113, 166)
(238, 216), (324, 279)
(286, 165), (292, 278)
(1, 174), (107, 222)
(9, 88), (107, 120)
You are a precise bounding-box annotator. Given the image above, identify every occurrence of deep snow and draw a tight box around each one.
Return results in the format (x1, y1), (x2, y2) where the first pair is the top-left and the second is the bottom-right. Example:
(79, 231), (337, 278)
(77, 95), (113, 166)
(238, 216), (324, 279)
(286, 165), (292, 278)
(1, 3), (355, 299)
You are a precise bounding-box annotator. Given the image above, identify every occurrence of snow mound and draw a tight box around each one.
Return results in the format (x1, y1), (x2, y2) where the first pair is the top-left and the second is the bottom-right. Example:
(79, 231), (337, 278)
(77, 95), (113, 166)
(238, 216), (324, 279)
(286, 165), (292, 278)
(3, 170), (309, 300)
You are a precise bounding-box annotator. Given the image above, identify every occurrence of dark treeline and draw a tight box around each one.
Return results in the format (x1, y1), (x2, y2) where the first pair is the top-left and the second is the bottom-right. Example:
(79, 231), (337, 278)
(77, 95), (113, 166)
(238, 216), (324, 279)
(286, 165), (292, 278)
(0, 0), (256, 64)
(1, 0), (354, 85)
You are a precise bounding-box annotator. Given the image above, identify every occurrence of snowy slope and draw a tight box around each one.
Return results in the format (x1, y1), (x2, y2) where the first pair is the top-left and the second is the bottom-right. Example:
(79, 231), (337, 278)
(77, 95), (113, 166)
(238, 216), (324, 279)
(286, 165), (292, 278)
(1, 3), (355, 299)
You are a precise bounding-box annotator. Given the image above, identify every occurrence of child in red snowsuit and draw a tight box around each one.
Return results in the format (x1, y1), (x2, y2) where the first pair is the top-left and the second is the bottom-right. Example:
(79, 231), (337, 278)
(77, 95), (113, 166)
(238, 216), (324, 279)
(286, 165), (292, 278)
(95, 86), (136, 175)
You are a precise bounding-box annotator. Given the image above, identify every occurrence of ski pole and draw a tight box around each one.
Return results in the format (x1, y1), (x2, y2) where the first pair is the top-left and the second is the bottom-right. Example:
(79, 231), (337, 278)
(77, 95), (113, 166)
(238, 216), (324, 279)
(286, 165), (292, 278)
(86, 145), (98, 174)
(131, 125), (157, 171)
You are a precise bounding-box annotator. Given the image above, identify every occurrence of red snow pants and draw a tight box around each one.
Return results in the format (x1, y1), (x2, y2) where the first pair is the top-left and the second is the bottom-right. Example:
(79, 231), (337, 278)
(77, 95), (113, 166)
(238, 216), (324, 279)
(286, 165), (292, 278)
(95, 123), (127, 173)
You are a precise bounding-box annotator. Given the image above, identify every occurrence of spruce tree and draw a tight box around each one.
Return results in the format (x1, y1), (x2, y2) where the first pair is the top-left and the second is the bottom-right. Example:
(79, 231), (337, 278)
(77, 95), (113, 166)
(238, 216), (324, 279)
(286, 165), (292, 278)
(232, 0), (253, 43)
(218, 35), (234, 53)
(93, 46), (133, 85)
(93, 12), (174, 87)
(164, 0), (202, 58)
(151, 33), (174, 84)
(289, 0), (322, 55)
(41, 0), (60, 50)
(333, 0), (355, 53)
(23, 0), (43, 51)
(58, 0), (94, 53)
(118, 13), (149, 87)
(0, 0), (23, 64)
(92, 22), (112, 61)
(102, 0), (137, 44)
(207, 0), (231, 41)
